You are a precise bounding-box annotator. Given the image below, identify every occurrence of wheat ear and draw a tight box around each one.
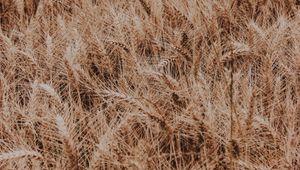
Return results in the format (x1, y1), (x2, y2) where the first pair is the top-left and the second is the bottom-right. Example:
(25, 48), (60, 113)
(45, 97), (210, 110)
(56, 115), (79, 170)
(0, 149), (42, 161)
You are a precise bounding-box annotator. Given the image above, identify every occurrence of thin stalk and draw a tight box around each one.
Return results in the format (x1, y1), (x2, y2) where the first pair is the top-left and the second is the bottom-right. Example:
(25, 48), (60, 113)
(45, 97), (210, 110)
(229, 60), (234, 169)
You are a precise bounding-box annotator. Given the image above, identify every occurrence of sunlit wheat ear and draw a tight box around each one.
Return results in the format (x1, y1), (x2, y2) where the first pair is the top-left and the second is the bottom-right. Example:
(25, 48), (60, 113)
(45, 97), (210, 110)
(64, 43), (82, 85)
(45, 34), (53, 58)
(31, 82), (61, 102)
(88, 130), (114, 170)
(57, 15), (67, 34)
(248, 20), (266, 38)
(0, 149), (42, 161)
(56, 115), (79, 170)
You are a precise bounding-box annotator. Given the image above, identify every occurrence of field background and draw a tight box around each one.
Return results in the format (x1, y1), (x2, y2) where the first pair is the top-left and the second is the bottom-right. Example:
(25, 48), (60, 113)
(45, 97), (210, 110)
(0, 0), (300, 169)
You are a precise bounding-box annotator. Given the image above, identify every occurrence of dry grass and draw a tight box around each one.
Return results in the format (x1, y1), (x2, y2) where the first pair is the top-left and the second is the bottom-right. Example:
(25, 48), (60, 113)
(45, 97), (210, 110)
(0, 0), (300, 169)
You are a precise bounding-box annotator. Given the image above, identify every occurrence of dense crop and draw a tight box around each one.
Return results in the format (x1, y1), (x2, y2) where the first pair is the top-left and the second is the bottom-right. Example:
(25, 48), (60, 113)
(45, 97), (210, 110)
(0, 0), (300, 169)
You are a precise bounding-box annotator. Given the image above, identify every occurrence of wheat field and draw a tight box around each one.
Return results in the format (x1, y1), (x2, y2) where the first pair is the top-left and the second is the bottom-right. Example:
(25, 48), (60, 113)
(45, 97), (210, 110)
(0, 0), (299, 169)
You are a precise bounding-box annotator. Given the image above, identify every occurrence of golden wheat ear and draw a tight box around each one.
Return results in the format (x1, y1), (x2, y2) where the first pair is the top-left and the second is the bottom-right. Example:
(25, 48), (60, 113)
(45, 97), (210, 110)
(56, 115), (79, 170)
(0, 149), (42, 162)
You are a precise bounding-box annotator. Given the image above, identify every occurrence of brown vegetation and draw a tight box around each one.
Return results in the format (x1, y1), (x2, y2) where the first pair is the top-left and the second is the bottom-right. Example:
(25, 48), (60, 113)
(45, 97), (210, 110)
(0, 0), (300, 169)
